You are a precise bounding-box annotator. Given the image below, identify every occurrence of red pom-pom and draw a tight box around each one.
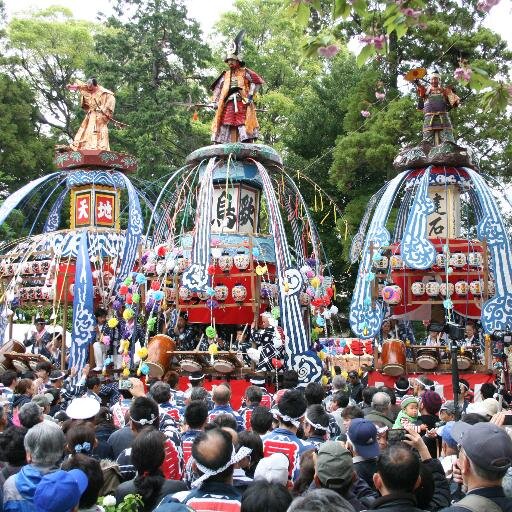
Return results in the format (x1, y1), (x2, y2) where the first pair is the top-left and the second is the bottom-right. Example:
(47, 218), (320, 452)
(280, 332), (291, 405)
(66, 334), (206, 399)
(271, 358), (284, 369)
(343, 346), (351, 355)
(119, 284), (128, 295)
(326, 287), (334, 298)
(126, 293), (133, 304)
(151, 280), (160, 291)
(157, 246), (167, 258)
(207, 265), (216, 275)
(350, 340), (364, 356)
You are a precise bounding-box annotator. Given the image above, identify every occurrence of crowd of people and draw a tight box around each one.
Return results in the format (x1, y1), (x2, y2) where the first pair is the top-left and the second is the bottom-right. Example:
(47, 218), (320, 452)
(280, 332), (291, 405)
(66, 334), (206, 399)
(0, 364), (510, 512)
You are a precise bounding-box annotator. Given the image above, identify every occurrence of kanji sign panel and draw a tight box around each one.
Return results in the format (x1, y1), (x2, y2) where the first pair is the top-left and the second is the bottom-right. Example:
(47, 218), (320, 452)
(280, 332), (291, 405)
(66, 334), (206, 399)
(75, 192), (91, 227)
(211, 187), (240, 233)
(95, 193), (116, 226)
(427, 186), (460, 239)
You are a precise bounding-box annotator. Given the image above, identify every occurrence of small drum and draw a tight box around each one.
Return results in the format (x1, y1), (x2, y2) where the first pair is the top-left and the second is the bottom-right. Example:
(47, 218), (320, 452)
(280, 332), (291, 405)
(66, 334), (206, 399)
(213, 359), (236, 374)
(11, 359), (29, 373)
(180, 358), (203, 373)
(28, 355), (50, 371)
(457, 354), (472, 370)
(0, 339), (26, 371)
(146, 334), (176, 378)
(416, 348), (439, 370)
(381, 339), (406, 376)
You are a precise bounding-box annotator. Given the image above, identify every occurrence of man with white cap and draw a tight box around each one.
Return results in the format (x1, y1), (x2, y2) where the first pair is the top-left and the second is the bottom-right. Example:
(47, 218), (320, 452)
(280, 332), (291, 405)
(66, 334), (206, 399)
(441, 422), (512, 511)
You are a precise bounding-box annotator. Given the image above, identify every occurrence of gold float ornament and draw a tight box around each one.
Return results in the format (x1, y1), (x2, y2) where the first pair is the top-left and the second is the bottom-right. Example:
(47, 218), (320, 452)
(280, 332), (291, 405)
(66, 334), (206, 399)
(404, 67), (427, 82)
(283, 281), (290, 293)
(405, 339), (411, 346)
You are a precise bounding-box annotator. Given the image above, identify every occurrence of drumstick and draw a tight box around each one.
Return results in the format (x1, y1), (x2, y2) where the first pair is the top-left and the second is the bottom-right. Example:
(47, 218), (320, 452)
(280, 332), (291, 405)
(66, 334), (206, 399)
(229, 334), (233, 352)
(194, 334), (204, 351)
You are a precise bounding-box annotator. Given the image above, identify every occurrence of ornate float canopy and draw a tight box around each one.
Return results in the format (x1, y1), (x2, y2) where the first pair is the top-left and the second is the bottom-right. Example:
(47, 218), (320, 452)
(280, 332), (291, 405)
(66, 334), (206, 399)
(349, 69), (512, 340)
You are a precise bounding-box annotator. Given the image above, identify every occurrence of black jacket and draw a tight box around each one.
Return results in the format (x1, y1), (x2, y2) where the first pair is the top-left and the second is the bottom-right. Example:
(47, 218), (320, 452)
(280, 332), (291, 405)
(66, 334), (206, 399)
(369, 492), (427, 512)
(441, 486), (512, 512)
(421, 458), (451, 511)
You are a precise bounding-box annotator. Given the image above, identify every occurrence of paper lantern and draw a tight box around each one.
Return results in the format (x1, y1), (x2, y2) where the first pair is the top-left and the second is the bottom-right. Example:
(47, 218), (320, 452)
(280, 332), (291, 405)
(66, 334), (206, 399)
(381, 285), (402, 305)
(232, 284), (247, 303)
(214, 284), (229, 301)
(218, 254), (233, 272)
(179, 286), (192, 301)
(470, 280), (482, 296)
(468, 252), (483, 267)
(439, 282), (454, 297)
(411, 282), (425, 296)
(426, 281), (440, 297)
(389, 255), (404, 270)
(233, 252), (250, 271)
(449, 253), (466, 268)
(455, 281), (468, 295)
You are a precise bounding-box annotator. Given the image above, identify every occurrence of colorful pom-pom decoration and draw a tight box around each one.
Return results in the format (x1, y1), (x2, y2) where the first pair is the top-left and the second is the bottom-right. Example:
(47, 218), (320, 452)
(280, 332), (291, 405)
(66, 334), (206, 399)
(208, 343), (219, 355)
(135, 273), (147, 285)
(310, 276), (321, 288)
(205, 326), (217, 339)
(123, 277), (133, 286)
(153, 290), (164, 301)
(102, 335), (111, 346)
(119, 284), (128, 295)
(151, 280), (160, 291)
(137, 347), (148, 359)
(122, 368), (130, 377)
(140, 363), (150, 375)
(107, 318), (119, 329)
(271, 306), (280, 319)
(132, 293), (140, 304)
(147, 316), (157, 330)
(123, 308), (134, 321)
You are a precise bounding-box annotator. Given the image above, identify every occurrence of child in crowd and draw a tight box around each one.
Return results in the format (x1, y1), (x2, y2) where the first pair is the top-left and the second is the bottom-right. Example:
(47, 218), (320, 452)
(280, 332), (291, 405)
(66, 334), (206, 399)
(392, 396), (427, 432)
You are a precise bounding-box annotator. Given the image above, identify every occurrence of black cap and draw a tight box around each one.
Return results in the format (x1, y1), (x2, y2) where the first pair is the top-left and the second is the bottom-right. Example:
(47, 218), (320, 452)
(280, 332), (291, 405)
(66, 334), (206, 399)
(189, 371), (205, 381)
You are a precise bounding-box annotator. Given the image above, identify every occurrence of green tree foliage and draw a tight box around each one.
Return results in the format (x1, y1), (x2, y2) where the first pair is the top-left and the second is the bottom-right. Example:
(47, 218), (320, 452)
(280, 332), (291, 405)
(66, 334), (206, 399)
(0, 74), (54, 192)
(4, 6), (98, 139)
(90, 0), (212, 179)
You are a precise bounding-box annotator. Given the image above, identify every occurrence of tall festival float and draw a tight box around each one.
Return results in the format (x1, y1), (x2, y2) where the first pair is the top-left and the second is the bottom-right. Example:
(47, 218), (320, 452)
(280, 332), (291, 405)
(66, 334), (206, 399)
(0, 41), (343, 388)
(345, 67), (512, 398)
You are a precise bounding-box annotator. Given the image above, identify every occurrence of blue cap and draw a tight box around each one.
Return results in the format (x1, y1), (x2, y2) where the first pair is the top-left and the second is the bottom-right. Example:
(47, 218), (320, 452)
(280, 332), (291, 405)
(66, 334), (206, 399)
(348, 418), (379, 459)
(441, 421), (458, 449)
(34, 469), (88, 512)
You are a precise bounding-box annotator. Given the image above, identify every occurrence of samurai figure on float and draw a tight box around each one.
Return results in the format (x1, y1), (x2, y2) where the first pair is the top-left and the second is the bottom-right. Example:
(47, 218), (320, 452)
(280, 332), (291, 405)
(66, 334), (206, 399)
(416, 69), (460, 146)
(210, 30), (264, 144)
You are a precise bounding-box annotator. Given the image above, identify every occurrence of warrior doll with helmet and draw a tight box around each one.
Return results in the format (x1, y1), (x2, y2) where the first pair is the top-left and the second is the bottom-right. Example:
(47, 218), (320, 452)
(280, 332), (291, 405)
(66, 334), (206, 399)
(416, 70), (460, 146)
(210, 31), (264, 144)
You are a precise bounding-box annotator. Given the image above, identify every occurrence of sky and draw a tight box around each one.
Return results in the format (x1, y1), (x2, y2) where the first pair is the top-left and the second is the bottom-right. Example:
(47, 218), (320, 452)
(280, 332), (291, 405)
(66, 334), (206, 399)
(3, 0), (511, 48)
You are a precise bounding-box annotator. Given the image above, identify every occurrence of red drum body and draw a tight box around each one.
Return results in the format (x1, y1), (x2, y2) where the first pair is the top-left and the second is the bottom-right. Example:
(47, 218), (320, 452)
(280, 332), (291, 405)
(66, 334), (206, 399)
(146, 334), (175, 378)
(381, 339), (406, 376)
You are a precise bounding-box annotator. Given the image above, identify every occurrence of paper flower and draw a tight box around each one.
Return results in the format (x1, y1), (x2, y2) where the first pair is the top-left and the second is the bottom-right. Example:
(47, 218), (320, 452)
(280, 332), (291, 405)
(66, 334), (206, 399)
(361, 110), (371, 118)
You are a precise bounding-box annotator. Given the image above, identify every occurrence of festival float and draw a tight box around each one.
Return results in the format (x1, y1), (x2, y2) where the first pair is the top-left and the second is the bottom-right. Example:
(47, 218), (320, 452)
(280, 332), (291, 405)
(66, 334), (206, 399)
(0, 33), (341, 389)
(342, 67), (512, 398)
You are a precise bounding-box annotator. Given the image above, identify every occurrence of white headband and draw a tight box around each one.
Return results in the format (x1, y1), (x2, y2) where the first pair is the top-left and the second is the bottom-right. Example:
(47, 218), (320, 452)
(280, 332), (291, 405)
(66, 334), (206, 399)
(192, 446), (252, 488)
(131, 414), (157, 426)
(271, 408), (304, 429)
(304, 413), (329, 432)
